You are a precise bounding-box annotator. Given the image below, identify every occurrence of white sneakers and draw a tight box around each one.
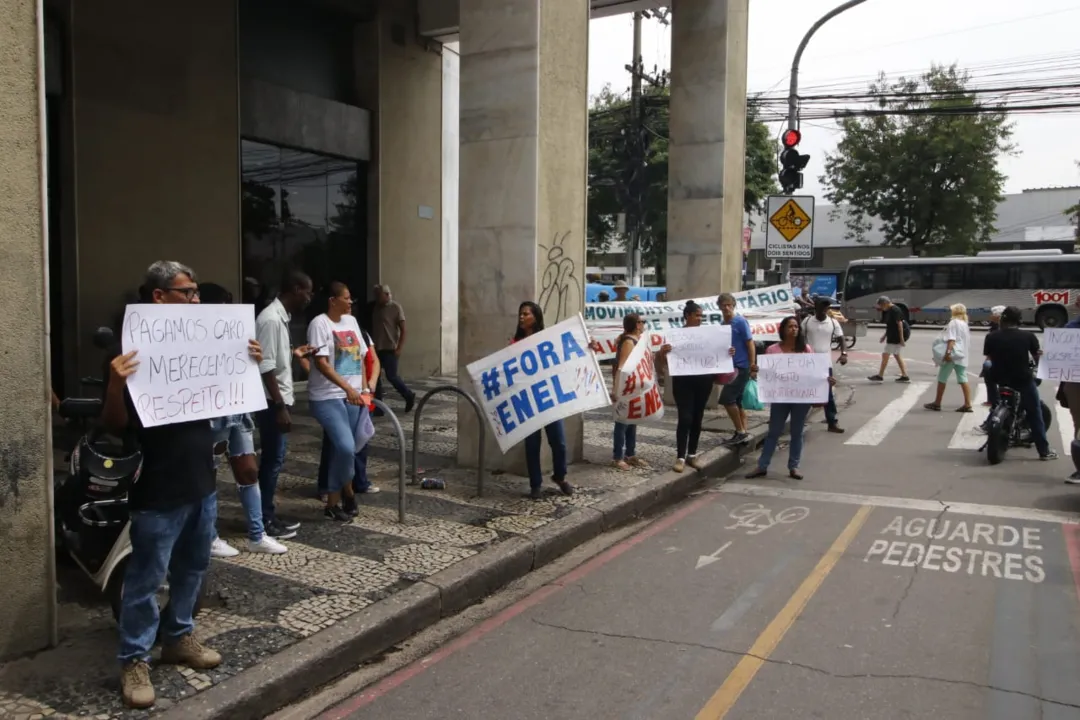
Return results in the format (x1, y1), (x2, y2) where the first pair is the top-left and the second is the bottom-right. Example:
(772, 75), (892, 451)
(248, 536), (288, 554)
(210, 537), (240, 558)
(211, 535), (288, 557)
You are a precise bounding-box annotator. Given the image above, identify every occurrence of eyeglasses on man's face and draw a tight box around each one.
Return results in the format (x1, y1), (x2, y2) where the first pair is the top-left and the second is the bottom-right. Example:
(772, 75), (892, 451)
(168, 286), (200, 301)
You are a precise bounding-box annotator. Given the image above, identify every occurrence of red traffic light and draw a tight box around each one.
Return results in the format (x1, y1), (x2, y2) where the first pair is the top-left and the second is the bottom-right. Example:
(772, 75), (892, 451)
(781, 129), (802, 148)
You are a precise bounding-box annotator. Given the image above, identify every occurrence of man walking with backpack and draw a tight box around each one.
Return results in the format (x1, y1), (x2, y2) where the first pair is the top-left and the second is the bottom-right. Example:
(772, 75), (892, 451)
(868, 295), (910, 383)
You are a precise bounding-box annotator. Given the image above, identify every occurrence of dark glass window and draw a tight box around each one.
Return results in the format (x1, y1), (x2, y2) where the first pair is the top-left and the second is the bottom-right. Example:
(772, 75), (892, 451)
(1057, 261), (1080, 287)
(241, 139), (368, 377)
(968, 263), (1010, 289)
(845, 267), (877, 301)
(927, 264), (965, 290)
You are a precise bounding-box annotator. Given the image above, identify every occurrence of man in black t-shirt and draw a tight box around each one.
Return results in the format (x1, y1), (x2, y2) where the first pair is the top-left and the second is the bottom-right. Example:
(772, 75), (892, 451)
(103, 261), (263, 709)
(982, 306), (1057, 460)
(868, 296), (910, 383)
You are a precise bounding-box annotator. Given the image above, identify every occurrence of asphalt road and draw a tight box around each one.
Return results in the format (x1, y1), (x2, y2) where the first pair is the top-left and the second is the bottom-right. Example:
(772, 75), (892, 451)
(295, 328), (1080, 720)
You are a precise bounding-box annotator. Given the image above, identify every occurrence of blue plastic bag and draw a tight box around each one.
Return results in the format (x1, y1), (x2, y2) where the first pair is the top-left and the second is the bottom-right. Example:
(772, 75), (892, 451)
(743, 379), (765, 411)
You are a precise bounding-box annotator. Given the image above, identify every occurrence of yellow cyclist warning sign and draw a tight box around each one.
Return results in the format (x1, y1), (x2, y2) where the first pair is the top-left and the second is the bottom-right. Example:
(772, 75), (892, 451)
(769, 199), (811, 242)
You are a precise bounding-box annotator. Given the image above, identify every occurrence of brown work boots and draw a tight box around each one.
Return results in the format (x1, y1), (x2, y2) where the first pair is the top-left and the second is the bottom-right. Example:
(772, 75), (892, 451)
(121, 635), (222, 709)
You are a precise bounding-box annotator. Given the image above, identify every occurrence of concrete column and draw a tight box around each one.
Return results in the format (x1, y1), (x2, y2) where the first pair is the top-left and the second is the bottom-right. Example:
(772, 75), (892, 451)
(368, 0), (445, 378)
(667, 0), (749, 298)
(456, 0), (589, 472)
(0, 0), (56, 658)
(441, 44), (460, 374)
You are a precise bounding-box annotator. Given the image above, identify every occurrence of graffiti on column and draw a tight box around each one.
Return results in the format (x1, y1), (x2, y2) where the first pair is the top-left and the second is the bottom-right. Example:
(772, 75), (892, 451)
(539, 231), (581, 323)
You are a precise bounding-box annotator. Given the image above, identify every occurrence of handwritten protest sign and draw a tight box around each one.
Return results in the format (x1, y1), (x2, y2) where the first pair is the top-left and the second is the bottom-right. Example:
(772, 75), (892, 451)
(613, 338), (664, 424)
(666, 325), (734, 376)
(584, 283), (795, 360)
(467, 314), (610, 452)
(121, 304), (267, 428)
(1037, 328), (1080, 381)
(757, 352), (831, 404)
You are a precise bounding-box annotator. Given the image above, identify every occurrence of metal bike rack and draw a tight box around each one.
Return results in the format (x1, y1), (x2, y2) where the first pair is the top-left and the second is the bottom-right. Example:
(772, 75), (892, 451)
(371, 398), (408, 523)
(411, 385), (487, 497)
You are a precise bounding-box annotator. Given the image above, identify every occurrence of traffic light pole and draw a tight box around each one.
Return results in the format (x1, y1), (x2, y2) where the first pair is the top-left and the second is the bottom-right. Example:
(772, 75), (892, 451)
(779, 0), (869, 288)
(787, 0), (870, 133)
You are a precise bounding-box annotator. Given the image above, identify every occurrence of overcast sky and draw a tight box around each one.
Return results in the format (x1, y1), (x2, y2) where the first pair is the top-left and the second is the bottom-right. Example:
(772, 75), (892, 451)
(587, 0), (1080, 205)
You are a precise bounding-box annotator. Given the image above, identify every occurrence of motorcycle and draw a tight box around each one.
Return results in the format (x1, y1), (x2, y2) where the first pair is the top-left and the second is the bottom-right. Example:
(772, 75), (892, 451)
(54, 328), (202, 622)
(980, 364), (1052, 465)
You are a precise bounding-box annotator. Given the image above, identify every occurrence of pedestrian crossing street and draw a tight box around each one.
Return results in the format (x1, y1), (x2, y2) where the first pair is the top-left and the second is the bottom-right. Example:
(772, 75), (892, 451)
(834, 377), (1074, 454)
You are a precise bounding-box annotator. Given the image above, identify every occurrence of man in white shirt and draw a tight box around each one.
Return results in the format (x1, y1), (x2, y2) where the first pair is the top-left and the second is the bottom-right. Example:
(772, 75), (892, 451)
(801, 297), (848, 433)
(255, 271), (313, 540)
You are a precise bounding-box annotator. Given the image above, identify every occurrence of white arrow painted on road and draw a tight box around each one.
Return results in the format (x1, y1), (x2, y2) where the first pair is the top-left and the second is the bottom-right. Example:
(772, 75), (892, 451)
(695, 541), (733, 570)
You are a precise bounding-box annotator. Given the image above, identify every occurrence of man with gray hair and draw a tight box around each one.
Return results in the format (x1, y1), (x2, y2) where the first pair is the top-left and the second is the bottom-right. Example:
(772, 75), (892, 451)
(103, 260), (262, 709)
(372, 283), (415, 412)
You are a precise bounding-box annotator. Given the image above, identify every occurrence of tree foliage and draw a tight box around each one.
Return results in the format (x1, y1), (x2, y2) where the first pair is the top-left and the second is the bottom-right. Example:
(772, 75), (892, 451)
(587, 84), (779, 278)
(821, 64), (1014, 257)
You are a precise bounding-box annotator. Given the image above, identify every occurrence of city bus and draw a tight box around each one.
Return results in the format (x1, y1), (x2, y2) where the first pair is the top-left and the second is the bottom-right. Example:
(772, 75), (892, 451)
(841, 249), (1080, 328)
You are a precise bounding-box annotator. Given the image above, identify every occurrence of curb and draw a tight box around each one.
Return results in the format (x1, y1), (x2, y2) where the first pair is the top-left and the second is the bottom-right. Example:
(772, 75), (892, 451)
(161, 425), (768, 720)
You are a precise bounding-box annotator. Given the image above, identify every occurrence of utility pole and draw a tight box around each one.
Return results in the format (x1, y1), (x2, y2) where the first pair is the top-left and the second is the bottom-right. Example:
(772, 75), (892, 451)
(627, 10), (643, 287)
(779, 0), (870, 285)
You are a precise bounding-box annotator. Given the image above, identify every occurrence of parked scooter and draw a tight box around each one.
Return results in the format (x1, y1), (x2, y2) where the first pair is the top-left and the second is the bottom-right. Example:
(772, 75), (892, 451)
(980, 363), (1053, 465)
(54, 327), (203, 621)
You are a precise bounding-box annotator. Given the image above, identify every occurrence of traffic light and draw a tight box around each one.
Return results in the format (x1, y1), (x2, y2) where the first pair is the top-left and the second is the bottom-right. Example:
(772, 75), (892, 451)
(779, 129), (810, 194)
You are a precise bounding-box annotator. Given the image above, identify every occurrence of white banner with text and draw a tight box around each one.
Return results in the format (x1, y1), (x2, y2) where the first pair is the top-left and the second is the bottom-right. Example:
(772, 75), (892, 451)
(584, 283), (796, 360)
(1037, 327), (1080, 382)
(613, 338), (664, 424)
(665, 325), (734, 376)
(757, 352), (831, 404)
(467, 314), (610, 452)
(121, 304), (268, 428)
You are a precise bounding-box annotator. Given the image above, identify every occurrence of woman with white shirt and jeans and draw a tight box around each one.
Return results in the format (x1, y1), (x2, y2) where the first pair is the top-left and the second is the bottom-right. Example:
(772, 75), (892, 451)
(925, 303), (973, 412)
(308, 282), (382, 521)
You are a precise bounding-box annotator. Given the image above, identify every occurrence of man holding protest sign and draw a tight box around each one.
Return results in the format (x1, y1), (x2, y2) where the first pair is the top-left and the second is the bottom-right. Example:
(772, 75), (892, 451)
(718, 292), (758, 446)
(105, 261), (264, 709)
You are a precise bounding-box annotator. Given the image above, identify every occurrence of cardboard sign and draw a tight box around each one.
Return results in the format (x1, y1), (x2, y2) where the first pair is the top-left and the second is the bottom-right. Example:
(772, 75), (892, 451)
(613, 338), (664, 424)
(1037, 327), (1080, 381)
(467, 314), (610, 452)
(757, 352), (831, 404)
(121, 304), (268, 428)
(665, 325), (735, 376)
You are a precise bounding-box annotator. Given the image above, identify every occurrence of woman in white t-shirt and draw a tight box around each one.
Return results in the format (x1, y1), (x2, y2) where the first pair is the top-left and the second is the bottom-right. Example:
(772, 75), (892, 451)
(307, 282), (382, 521)
(925, 303), (973, 412)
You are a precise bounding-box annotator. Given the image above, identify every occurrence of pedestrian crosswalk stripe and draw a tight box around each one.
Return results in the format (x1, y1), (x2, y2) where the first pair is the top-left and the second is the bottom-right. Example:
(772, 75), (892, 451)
(1057, 403), (1073, 455)
(947, 385), (989, 450)
(845, 382), (932, 447)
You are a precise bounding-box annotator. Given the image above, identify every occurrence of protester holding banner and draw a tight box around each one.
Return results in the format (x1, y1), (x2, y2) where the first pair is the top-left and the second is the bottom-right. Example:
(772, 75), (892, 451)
(747, 316), (836, 481)
(105, 261), (258, 709)
(512, 302), (575, 499)
(611, 314), (652, 470)
(669, 301), (714, 473)
(717, 292), (757, 446)
(307, 282), (382, 522)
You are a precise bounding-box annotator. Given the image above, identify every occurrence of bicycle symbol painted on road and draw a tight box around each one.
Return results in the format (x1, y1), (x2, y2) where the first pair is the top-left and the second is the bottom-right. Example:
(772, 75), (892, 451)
(725, 503), (810, 535)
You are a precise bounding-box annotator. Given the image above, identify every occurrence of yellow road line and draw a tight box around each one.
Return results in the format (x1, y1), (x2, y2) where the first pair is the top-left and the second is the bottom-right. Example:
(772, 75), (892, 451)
(695, 505), (874, 719)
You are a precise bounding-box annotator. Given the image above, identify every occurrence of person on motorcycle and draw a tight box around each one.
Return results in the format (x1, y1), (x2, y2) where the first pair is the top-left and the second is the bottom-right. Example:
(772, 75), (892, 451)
(982, 305), (1057, 461)
(104, 261), (264, 709)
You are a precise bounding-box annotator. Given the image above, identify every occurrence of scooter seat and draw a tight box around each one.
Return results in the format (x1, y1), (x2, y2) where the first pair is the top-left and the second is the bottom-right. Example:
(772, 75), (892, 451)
(59, 398), (103, 420)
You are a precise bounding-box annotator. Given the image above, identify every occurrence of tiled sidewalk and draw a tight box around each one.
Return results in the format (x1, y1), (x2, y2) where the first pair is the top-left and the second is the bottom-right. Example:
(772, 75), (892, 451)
(0, 375), (766, 719)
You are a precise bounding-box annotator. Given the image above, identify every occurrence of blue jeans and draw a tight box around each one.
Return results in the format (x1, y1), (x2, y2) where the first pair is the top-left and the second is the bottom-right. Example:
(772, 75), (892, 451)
(256, 407), (289, 524)
(212, 416), (263, 542)
(317, 430), (370, 495)
(613, 422), (637, 460)
(1019, 379), (1050, 456)
(757, 403), (811, 472)
(375, 350), (415, 402)
(825, 369), (838, 426)
(525, 419), (567, 490)
(118, 493), (216, 664)
(310, 399), (371, 494)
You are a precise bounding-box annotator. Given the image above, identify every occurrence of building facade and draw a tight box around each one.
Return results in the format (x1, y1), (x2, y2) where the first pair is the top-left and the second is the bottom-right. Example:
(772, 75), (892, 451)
(0, 0), (748, 658)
